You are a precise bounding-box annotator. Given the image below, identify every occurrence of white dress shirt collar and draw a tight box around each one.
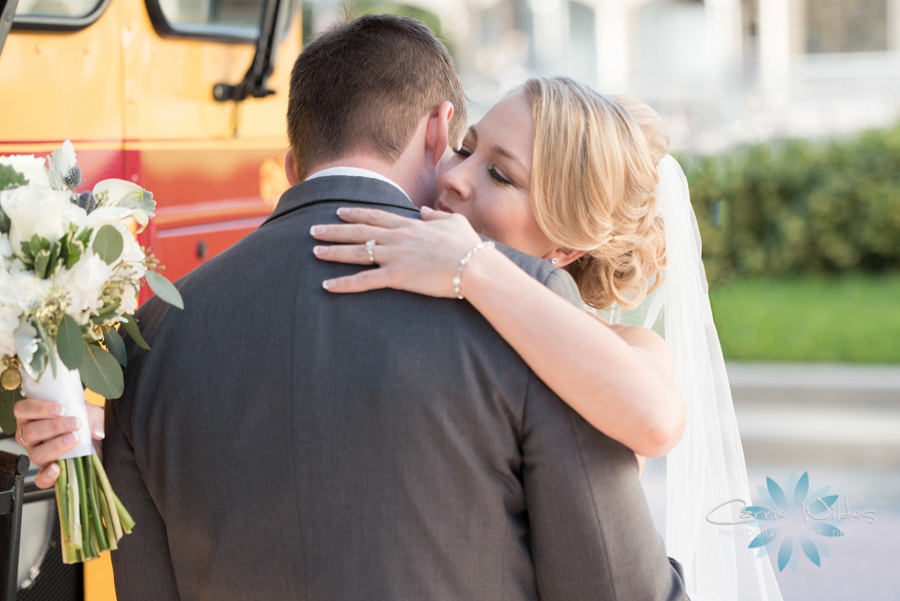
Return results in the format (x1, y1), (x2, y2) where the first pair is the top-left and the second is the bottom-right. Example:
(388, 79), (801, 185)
(305, 166), (410, 201)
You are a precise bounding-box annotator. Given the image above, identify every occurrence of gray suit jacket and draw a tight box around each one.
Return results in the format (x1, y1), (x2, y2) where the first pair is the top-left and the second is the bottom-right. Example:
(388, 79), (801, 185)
(105, 175), (688, 601)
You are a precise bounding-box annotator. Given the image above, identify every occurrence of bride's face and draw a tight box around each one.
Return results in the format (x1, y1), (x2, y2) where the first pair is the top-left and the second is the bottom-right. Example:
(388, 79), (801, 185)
(436, 91), (556, 259)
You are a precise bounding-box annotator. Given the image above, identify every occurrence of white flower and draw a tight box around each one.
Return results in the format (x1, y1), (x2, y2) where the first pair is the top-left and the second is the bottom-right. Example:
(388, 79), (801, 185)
(48, 140), (77, 190)
(0, 233), (11, 259)
(0, 184), (73, 258)
(93, 179), (155, 229)
(0, 271), (21, 358)
(0, 154), (50, 188)
(13, 318), (39, 370)
(119, 282), (139, 316)
(61, 202), (89, 236)
(55, 253), (112, 324)
(86, 206), (132, 231)
(1, 270), (49, 316)
(93, 179), (142, 208)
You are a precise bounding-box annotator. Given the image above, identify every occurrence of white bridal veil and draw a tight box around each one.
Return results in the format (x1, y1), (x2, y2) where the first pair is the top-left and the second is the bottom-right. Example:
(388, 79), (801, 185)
(610, 156), (784, 601)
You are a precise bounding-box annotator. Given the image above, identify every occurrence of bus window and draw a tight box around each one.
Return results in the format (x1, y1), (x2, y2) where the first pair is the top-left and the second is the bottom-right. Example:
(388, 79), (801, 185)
(14, 0), (101, 18)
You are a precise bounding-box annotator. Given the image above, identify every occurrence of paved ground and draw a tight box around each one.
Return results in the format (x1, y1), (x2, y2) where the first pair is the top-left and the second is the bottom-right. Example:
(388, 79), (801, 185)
(640, 362), (900, 601)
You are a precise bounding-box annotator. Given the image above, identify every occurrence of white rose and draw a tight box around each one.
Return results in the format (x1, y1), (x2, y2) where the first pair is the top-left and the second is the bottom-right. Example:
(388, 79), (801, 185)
(0, 155), (50, 188)
(1, 184), (74, 259)
(55, 253), (112, 324)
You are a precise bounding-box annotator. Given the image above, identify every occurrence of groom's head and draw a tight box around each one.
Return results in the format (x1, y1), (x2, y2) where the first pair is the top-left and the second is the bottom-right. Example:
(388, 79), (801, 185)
(286, 14), (466, 202)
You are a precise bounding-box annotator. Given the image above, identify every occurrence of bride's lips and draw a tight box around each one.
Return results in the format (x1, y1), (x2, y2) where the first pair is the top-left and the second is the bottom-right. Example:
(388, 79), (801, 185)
(436, 200), (454, 213)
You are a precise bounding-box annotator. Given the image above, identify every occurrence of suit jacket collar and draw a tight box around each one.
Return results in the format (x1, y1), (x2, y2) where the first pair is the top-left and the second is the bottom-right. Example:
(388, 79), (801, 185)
(263, 175), (419, 226)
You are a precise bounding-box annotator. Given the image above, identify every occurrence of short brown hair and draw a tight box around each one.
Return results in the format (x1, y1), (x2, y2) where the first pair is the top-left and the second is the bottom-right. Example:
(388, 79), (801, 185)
(287, 14), (467, 180)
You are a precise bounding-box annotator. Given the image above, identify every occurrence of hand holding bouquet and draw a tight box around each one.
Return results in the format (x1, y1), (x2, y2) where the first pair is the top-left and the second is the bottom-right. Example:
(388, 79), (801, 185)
(0, 141), (183, 563)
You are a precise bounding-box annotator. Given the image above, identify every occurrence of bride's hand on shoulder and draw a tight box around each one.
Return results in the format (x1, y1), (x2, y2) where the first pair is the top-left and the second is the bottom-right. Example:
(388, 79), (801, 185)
(310, 206), (484, 297)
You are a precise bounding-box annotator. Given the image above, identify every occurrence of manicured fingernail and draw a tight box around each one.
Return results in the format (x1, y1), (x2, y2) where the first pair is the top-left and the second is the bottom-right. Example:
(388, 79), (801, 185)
(65, 417), (81, 430)
(421, 206), (433, 214)
(47, 463), (59, 477)
(322, 279), (334, 290)
(49, 404), (63, 416)
(63, 432), (80, 445)
(313, 245), (327, 256)
(93, 423), (105, 439)
(337, 208), (349, 216)
(310, 225), (325, 235)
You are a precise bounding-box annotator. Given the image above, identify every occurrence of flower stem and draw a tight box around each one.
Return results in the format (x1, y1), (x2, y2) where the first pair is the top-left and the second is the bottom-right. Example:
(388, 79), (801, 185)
(85, 456), (109, 552)
(73, 457), (93, 558)
(91, 454), (123, 540)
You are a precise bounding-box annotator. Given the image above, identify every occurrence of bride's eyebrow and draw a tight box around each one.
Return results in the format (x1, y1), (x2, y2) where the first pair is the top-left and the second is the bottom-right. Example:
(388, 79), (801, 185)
(491, 145), (526, 172)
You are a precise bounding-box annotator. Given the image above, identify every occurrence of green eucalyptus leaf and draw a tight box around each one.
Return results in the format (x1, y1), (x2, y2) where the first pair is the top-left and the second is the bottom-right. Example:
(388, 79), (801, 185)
(145, 271), (184, 309)
(0, 164), (26, 191)
(0, 208), (9, 235)
(103, 327), (128, 367)
(57, 314), (85, 370)
(0, 388), (23, 435)
(120, 315), (150, 351)
(92, 225), (124, 264)
(80, 343), (124, 399)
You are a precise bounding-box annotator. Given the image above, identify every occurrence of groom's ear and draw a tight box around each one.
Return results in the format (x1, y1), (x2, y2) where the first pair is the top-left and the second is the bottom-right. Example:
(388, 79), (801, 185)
(284, 149), (300, 186)
(425, 101), (454, 169)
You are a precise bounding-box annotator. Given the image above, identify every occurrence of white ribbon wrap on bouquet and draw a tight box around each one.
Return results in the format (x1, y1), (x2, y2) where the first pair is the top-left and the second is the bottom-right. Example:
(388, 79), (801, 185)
(19, 350), (95, 460)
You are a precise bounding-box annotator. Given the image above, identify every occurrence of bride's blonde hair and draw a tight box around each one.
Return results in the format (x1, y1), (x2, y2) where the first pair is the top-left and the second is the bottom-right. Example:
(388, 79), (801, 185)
(523, 77), (668, 310)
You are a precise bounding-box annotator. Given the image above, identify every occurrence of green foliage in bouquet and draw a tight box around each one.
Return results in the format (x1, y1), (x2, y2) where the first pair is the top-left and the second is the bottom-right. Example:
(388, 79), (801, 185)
(0, 141), (180, 564)
(682, 124), (900, 288)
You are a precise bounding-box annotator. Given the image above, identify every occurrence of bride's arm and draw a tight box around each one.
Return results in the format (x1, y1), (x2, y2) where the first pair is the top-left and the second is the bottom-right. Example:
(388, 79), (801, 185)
(458, 246), (684, 458)
(312, 207), (686, 458)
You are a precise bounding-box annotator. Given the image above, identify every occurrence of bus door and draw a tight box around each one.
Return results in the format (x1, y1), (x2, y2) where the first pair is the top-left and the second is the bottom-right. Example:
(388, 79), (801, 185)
(0, 1), (300, 599)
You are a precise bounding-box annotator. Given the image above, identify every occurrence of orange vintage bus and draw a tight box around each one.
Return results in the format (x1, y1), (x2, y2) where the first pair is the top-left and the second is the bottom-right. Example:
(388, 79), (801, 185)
(0, 0), (300, 598)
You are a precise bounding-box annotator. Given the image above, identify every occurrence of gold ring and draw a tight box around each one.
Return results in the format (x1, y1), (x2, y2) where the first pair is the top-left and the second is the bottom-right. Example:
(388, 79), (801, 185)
(365, 239), (377, 265)
(16, 428), (29, 447)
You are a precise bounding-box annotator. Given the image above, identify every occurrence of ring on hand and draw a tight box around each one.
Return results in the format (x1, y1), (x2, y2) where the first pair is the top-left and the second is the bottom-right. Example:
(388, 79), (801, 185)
(16, 428), (30, 448)
(365, 239), (377, 265)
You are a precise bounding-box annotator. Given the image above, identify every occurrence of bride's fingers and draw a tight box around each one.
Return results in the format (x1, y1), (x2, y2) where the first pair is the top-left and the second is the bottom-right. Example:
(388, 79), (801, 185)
(310, 223), (385, 244)
(322, 267), (394, 294)
(419, 206), (455, 221)
(335, 207), (411, 228)
(313, 244), (388, 266)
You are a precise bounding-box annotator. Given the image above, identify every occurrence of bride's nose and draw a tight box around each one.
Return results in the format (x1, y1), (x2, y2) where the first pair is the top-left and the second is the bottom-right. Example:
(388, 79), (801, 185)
(438, 159), (474, 202)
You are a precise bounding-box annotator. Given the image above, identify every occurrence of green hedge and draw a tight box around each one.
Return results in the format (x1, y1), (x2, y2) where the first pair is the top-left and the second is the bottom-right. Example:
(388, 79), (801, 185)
(682, 125), (900, 287)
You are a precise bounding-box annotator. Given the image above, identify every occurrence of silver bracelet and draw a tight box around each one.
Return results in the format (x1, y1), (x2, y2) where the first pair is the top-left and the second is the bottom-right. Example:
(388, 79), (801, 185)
(453, 241), (495, 300)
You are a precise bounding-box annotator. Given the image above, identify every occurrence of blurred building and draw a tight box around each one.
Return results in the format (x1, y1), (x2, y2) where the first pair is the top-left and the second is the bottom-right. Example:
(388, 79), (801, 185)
(307, 0), (900, 152)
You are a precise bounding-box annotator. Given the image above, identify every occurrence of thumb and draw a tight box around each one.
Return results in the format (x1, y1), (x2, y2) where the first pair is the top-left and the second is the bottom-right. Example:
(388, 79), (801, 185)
(420, 205), (454, 221)
(87, 403), (105, 440)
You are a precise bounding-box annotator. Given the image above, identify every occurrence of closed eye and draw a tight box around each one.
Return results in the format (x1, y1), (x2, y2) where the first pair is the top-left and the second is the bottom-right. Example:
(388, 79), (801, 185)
(488, 167), (512, 186)
(453, 148), (472, 158)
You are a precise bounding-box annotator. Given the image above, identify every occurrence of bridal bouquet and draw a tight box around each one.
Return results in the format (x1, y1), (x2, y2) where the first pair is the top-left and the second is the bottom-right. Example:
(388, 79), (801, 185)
(0, 141), (183, 563)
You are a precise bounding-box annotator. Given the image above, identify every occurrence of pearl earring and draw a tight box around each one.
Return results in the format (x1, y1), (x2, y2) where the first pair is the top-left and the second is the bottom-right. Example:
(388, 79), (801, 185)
(550, 258), (559, 265)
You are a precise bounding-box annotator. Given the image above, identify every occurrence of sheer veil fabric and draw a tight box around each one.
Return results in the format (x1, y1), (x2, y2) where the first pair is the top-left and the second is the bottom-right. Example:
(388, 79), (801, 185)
(609, 156), (784, 601)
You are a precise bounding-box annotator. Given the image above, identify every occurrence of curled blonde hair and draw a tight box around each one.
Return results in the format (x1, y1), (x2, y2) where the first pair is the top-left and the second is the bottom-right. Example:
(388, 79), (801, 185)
(523, 77), (668, 310)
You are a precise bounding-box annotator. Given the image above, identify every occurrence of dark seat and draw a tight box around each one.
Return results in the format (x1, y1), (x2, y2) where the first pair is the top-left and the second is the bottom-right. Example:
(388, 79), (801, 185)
(0, 451), (28, 601)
